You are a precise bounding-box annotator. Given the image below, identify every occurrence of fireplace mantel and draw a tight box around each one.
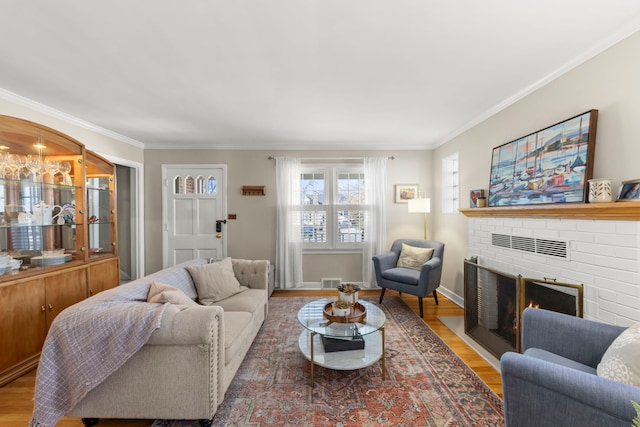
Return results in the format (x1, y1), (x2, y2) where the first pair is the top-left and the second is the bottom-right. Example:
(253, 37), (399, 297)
(459, 202), (640, 221)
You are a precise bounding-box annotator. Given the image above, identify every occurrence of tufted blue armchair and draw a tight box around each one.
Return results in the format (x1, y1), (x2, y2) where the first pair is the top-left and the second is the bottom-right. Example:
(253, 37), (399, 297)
(372, 239), (444, 318)
(501, 308), (640, 427)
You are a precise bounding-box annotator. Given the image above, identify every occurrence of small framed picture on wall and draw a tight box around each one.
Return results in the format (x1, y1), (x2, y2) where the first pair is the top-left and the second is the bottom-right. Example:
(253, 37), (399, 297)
(395, 184), (418, 203)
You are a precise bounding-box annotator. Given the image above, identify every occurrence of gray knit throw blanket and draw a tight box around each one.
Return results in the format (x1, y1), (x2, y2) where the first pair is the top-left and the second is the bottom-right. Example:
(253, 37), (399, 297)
(29, 282), (167, 427)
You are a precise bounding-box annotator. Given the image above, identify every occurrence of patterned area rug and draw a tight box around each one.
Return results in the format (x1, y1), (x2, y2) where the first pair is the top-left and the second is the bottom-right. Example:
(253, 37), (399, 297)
(152, 296), (504, 427)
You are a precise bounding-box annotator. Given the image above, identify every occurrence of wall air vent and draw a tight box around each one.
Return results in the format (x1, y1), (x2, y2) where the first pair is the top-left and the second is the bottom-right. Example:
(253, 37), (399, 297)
(321, 278), (342, 289)
(537, 239), (568, 258)
(511, 236), (536, 253)
(492, 234), (511, 248)
(491, 233), (568, 259)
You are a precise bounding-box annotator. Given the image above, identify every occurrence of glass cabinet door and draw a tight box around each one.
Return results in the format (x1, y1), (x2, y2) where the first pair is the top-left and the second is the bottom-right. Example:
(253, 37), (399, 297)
(85, 151), (116, 259)
(0, 117), (84, 273)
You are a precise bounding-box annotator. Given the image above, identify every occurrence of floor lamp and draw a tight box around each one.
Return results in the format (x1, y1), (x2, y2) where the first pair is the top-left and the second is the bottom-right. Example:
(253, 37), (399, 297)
(408, 196), (431, 240)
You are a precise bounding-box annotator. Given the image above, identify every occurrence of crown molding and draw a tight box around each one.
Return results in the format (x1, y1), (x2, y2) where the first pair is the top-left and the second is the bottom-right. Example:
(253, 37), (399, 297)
(144, 140), (434, 151)
(0, 88), (146, 149)
(435, 21), (640, 149)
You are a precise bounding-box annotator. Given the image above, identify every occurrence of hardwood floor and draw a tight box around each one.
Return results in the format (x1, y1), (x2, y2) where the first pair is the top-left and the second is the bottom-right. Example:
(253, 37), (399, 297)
(0, 290), (502, 426)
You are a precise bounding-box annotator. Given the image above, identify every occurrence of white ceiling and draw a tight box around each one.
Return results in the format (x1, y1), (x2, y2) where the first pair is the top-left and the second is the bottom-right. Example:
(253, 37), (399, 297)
(1, 1), (640, 150)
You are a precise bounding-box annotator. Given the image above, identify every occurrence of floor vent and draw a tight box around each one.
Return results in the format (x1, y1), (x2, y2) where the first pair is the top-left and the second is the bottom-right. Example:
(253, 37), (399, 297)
(491, 233), (568, 258)
(321, 278), (342, 289)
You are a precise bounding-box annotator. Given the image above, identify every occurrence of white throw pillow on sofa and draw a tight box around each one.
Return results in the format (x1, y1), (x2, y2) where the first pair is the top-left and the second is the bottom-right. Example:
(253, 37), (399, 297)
(147, 282), (197, 306)
(597, 321), (640, 386)
(187, 257), (248, 304)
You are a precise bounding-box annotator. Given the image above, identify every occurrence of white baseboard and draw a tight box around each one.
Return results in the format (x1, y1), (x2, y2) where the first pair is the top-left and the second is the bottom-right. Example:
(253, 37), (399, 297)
(436, 286), (464, 308)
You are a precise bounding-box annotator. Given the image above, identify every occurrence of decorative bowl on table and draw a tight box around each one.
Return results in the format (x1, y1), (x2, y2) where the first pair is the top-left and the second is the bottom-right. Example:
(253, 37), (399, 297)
(323, 301), (367, 324)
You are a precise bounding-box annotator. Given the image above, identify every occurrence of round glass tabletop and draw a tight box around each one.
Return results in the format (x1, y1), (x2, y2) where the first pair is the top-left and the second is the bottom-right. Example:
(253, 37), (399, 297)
(297, 298), (386, 339)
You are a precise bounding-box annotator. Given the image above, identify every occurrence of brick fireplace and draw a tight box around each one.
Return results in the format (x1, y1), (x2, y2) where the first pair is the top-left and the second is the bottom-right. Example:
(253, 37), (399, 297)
(461, 204), (640, 327)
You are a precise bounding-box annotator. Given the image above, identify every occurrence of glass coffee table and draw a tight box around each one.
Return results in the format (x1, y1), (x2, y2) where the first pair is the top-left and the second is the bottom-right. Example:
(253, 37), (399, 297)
(297, 298), (386, 386)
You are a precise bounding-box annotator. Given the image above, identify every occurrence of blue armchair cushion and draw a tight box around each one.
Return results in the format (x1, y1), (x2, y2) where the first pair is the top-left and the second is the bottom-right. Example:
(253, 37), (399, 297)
(396, 243), (434, 270)
(524, 348), (596, 375)
(381, 267), (420, 285)
(597, 321), (640, 386)
(501, 308), (639, 427)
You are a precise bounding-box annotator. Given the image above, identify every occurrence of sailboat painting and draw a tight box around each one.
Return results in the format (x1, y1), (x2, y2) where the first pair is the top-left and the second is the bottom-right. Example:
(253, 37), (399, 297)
(488, 110), (598, 206)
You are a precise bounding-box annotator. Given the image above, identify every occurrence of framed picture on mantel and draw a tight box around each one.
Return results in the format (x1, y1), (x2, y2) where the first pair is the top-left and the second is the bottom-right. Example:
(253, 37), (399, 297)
(488, 109), (598, 207)
(617, 179), (640, 201)
(470, 189), (485, 208)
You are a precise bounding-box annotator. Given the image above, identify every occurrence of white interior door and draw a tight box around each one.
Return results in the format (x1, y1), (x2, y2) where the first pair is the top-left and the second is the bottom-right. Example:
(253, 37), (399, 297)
(162, 164), (226, 268)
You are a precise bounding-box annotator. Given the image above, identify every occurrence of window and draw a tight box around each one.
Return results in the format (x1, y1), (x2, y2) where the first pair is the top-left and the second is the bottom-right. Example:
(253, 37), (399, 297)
(300, 165), (366, 249)
(173, 175), (216, 194)
(442, 152), (459, 213)
(301, 171), (325, 243)
(336, 171), (365, 244)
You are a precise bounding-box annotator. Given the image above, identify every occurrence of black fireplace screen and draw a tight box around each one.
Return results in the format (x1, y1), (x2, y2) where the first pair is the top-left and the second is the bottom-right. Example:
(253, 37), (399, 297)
(464, 257), (583, 359)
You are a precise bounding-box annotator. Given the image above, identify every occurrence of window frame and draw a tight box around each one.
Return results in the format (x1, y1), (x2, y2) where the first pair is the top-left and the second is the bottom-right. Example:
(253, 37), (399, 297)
(300, 163), (366, 253)
(442, 152), (460, 214)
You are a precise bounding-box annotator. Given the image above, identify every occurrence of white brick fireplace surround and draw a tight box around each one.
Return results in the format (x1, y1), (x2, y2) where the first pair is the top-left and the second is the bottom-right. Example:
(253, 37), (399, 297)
(466, 214), (640, 327)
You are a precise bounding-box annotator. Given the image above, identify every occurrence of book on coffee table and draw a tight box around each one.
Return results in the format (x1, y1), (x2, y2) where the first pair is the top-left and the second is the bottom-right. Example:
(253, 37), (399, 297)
(321, 335), (365, 352)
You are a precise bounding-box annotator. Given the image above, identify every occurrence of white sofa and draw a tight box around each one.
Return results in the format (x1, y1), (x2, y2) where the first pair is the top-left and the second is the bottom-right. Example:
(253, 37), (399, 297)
(64, 258), (269, 426)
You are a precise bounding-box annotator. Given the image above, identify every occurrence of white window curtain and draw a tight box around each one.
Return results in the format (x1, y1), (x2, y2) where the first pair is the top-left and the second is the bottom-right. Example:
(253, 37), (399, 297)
(363, 157), (387, 288)
(275, 157), (303, 288)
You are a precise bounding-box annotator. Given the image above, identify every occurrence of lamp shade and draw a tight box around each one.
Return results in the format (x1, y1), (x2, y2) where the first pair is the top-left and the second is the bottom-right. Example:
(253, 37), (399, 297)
(408, 198), (431, 213)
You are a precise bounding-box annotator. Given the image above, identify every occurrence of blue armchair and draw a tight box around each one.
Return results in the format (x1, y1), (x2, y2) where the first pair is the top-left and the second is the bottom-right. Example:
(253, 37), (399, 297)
(501, 308), (640, 427)
(372, 239), (444, 318)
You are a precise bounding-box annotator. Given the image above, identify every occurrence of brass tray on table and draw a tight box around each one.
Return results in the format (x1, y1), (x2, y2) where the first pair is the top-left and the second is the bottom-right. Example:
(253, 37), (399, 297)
(323, 302), (367, 324)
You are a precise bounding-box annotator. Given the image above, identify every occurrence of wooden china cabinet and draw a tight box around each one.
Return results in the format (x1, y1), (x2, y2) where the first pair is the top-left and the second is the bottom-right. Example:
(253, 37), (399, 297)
(0, 116), (120, 386)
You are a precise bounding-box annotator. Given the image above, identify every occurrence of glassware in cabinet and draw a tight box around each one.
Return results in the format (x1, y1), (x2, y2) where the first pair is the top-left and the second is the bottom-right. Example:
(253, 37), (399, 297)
(0, 116), (85, 273)
(0, 116), (123, 387)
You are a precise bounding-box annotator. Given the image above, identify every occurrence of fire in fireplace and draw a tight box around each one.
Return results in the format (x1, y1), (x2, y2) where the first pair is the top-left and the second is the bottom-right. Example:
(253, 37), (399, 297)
(463, 257), (583, 359)
(522, 279), (583, 317)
